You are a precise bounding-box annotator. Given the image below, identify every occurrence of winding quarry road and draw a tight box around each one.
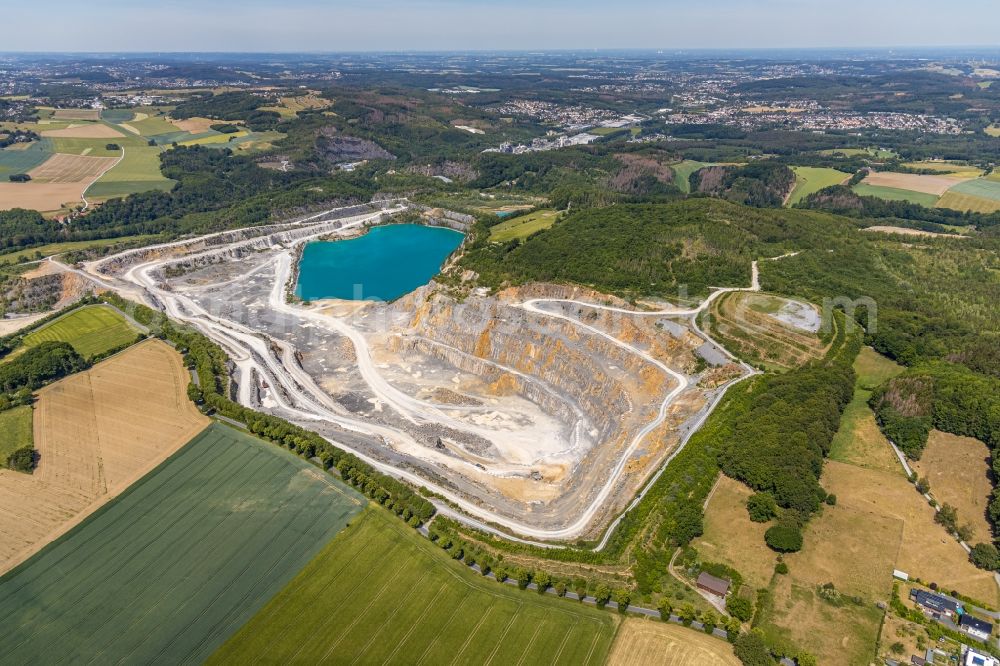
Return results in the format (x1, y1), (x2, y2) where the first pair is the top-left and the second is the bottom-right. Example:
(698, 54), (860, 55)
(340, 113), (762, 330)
(77, 207), (796, 547)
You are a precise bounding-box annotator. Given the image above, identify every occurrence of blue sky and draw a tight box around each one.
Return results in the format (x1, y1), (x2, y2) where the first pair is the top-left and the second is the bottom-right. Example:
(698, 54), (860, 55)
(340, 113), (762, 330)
(4, 0), (999, 52)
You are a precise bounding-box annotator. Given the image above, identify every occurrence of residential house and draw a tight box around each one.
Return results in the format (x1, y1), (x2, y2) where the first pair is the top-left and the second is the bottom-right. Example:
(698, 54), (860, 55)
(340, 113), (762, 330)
(909, 588), (958, 619)
(961, 614), (994, 642)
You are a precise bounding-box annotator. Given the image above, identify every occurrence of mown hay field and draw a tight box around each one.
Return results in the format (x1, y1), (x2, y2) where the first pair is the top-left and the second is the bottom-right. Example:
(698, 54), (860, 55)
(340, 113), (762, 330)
(0, 340), (209, 574)
(21, 305), (139, 359)
(0, 150), (119, 212)
(0, 406), (32, 465)
(210, 505), (618, 666)
(608, 618), (739, 666)
(0, 421), (364, 664)
(787, 166), (848, 205)
(829, 347), (905, 474)
(912, 431), (993, 543)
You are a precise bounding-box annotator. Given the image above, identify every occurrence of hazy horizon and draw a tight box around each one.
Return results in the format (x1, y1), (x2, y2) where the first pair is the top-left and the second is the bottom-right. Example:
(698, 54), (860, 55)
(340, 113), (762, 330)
(4, 0), (998, 53)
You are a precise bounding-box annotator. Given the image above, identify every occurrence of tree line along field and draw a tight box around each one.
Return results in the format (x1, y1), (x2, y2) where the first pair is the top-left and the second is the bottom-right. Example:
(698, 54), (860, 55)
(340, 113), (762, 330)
(0, 422), (365, 664)
(18, 304), (140, 360)
(210, 505), (619, 666)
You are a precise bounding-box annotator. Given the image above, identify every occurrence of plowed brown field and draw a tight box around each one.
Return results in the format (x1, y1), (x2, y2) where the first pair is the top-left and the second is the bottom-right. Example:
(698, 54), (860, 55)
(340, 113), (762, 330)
(0, 339), (208, 574)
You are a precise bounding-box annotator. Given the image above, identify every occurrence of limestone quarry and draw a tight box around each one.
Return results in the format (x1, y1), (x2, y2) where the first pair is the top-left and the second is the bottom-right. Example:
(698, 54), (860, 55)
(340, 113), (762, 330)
(82, 202), (751, 543)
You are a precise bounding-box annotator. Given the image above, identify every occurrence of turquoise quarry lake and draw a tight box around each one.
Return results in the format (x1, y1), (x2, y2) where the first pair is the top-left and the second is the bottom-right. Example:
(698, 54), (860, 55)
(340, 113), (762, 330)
(295, 224), (464, 301)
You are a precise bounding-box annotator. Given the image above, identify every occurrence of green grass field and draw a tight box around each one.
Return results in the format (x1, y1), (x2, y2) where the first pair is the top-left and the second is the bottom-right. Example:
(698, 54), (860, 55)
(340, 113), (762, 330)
(787, 166), (849, 205)
(0, 406), (32, 465)
(21, 305), (139, 359)
(0, 422), (365, 664)
(100, 109), (135, 124)
(852, 183), (940, 207)
(46, 137), (128, 157)
(0, 142), (53, 176)
(210, 506), (618, 665)
(946, 177), (1000, 202)
(123, 115), (180, 137)
(179, 131), (248, 146)
(490, 209), (561, 242)
(0, 235), (159, 265)
(670, 160), (713, 193)
(85, 145), (175, 199)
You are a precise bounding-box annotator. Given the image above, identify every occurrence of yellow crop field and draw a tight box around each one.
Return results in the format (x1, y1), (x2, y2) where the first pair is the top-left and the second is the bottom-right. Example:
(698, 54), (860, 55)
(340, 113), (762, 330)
(608, 618), (739, 665)
(0, 340), (209, 575)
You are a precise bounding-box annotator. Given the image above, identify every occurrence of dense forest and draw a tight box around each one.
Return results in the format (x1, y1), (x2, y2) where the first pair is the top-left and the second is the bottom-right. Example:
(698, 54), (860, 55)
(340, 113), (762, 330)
(459, 199), (855, 299)
(170, 91), (282, 130)
(690, 163), (796, 207)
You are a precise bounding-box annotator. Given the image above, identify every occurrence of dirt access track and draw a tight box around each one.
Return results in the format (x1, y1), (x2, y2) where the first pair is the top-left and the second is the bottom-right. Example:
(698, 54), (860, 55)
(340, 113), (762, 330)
(0, 339), (209, 575)
(82, 202), (758, 545)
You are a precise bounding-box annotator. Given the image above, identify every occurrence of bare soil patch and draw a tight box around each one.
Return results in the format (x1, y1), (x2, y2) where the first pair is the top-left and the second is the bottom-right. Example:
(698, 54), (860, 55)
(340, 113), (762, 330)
(608, 618), (739, 666)
(911, 430), (993, 543)
(0, 340), (209, 574)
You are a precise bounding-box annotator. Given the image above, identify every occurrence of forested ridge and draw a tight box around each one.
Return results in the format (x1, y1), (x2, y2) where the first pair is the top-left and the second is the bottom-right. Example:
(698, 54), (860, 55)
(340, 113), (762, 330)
(459, 198), (855, 299)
